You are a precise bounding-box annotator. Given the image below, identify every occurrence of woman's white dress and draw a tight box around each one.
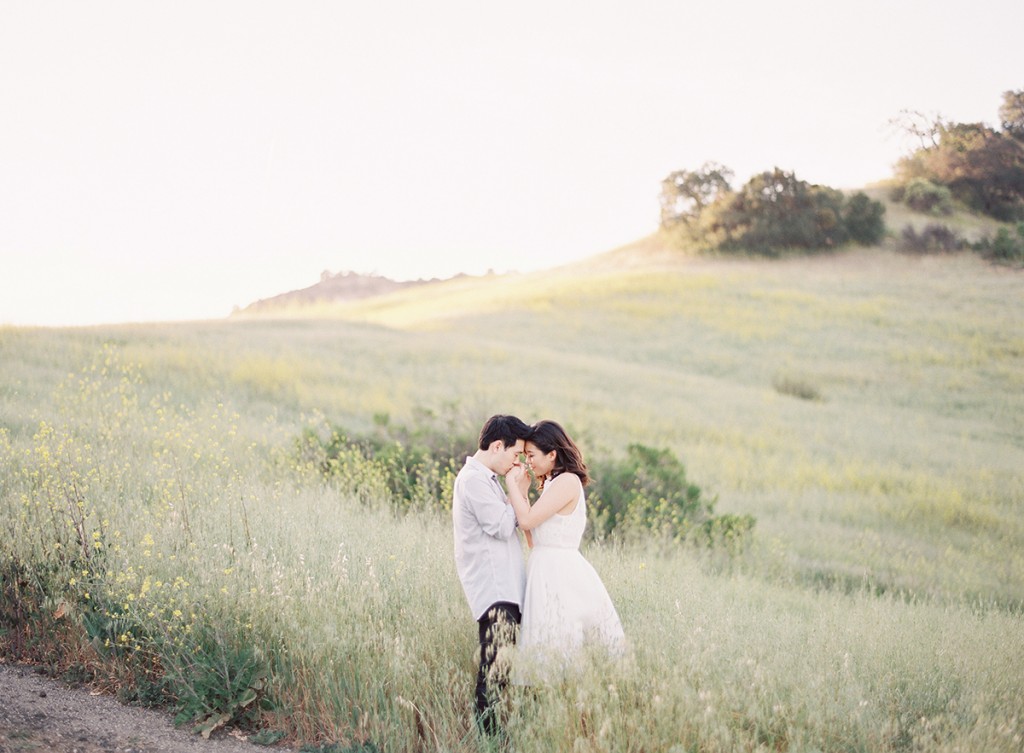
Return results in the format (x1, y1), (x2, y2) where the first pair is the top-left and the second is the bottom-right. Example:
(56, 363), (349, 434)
(516, 485), (625, 682)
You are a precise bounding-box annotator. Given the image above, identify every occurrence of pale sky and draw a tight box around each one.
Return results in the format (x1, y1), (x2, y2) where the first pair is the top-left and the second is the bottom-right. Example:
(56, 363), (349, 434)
(2, 0), (1022, 326)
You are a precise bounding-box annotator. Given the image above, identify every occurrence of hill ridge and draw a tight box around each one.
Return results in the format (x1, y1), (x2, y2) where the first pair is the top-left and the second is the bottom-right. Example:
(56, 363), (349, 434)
(236, 270), (460, 315)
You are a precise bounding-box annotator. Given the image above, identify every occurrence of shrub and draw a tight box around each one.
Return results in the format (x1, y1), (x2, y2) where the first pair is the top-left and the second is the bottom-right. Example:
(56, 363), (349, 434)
(703, 169), (847, 253)
(773, 373), (823, 401)
(893, 178), (954, 215)
(987, 223), (1024, 262)
(587, 444), (755, 552)
(843, 191), (887, 245)
(893, 105), (1024, 222)
(297, 428), (461, 512)
(700, 168), (885, 255)
(297, 424), (753, 552)
(898, 223), (966, 253)
(164, 625), (270, 739)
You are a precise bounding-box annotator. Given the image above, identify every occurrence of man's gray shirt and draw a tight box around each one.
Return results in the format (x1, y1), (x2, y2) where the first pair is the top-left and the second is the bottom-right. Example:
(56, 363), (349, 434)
(452, 456), (526, 620)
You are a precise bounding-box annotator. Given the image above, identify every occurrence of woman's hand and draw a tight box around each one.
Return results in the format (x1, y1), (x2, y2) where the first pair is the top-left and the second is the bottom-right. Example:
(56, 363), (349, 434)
(509, 473), (580, 532)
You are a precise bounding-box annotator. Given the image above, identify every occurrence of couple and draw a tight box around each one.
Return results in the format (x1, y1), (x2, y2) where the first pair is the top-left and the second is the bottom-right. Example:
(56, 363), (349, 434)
(452, 414), (625, 734)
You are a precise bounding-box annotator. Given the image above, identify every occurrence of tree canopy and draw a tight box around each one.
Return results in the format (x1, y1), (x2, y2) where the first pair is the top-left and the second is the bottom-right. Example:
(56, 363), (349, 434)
(657, 88), (1023, 257)
(658, 166), (885, 255)
(893, 89), (1024, 221)
(659, 162), (734, 228)
(999, 89), (1024, 141)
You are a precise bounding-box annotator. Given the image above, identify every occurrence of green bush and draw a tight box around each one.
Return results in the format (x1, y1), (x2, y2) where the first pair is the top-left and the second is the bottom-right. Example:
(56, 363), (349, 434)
(988, 223), (1024, 262)
(894, 118), (1024, 222)
(164, 625), (271, 739)
(898, 223), (966, 253)
(843, 191), (887, 245)
(772, 373), (823, 401)
(700, 168), (886, 255)
(296, 411), (473, 512)
(892, 178), (954, 215)
(587, 444), (755, 551)
(298, 424), (753, 552)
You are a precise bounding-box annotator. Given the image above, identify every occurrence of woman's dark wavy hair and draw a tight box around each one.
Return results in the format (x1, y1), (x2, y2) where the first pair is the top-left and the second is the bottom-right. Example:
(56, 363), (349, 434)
(527, 420), (589, 487)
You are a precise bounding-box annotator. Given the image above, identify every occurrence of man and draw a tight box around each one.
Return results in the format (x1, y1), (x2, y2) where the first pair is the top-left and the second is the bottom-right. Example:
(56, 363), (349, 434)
(452, 414), (531, 735)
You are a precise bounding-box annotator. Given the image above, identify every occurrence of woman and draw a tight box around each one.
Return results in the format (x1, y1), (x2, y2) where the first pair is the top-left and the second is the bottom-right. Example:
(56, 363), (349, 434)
(505, 420), (625, 681)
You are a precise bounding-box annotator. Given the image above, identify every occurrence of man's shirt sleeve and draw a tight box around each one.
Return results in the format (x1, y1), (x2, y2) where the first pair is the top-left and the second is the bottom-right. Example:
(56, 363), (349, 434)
(464, 473), (517, 539)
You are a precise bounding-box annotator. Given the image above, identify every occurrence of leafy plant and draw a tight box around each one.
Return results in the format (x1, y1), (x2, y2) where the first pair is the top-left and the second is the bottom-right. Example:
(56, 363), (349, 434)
(891, 178), (954, 215)
(892, 98), (1024, 221)
(697, 168), (887, 255)
(843, 191), (887, 245)
(898, 223), (966, 253)
(587, 444), (755, 551)
(164, 627), (271, 739)
(986, 223), (1024, 262)
(299, 743), (380, 753)
(79, 588), (146, 659)
(298, 420), (750, 550)
(296, 409), (473, 512)
(251, 729), (287, 746)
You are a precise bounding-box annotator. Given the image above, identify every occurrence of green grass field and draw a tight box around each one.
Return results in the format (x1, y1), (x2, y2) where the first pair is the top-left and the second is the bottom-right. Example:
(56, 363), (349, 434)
(2, 232), (1022, 751)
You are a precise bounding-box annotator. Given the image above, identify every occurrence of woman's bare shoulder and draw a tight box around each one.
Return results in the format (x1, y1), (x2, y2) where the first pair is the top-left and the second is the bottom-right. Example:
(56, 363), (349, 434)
(548, 472), (582, 491)
(547, 473), (583, 513)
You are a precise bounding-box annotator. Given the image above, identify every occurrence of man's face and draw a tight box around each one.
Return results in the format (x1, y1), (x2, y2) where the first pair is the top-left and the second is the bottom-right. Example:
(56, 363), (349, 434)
(496, 439), (525, 475)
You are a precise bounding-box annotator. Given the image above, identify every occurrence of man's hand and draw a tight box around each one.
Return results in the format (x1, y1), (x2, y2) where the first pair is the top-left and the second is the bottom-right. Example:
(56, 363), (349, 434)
(506, 465), (531, 499)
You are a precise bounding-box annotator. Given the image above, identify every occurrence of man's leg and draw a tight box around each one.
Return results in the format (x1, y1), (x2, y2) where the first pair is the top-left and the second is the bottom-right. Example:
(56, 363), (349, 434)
(474, 601), (521, 734)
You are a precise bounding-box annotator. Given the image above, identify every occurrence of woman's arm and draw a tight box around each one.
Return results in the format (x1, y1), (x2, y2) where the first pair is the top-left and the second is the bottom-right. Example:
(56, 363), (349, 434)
(505, 468), (579, 531)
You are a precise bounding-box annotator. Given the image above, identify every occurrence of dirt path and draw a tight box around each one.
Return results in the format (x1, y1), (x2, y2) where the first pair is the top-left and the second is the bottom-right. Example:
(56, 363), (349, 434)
(0, 662), (293, 753)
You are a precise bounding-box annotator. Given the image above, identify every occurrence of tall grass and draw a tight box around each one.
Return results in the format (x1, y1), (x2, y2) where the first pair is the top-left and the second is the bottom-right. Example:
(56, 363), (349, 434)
(2, 247), (1023, 750)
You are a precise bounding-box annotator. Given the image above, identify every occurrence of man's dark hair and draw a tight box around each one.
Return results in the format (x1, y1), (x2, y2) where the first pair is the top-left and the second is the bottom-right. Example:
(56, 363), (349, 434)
(478, 414), (531, 450)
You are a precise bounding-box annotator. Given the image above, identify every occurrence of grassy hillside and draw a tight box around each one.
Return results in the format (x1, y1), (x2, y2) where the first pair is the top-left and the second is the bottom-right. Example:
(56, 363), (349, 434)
(236, 229), (1024, 606)
(2, 235), (1023, 751)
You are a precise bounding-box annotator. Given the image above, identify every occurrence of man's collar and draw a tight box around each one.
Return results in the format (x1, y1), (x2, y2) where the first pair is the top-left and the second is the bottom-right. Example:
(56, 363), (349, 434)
(466, 455), (496, 478)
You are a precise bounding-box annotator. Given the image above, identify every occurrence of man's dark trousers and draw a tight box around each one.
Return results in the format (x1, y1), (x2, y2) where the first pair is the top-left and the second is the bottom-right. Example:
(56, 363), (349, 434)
(475, 601), (521, 735)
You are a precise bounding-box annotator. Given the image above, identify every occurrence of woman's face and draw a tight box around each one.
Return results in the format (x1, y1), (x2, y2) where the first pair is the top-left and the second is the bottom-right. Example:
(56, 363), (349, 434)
(524, 441), (557, 478)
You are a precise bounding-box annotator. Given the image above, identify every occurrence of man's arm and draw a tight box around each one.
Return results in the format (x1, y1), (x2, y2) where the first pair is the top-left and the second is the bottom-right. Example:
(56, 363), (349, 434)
(465, 474), (518, 539)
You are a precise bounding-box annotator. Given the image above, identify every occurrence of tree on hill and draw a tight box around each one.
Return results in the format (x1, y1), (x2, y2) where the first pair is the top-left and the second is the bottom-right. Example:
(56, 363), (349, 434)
(893, 89), (1024, 221)
(659, 166), (886, 255)
(659, 162), (734, 230)
(1000, 89), (1024, 141)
